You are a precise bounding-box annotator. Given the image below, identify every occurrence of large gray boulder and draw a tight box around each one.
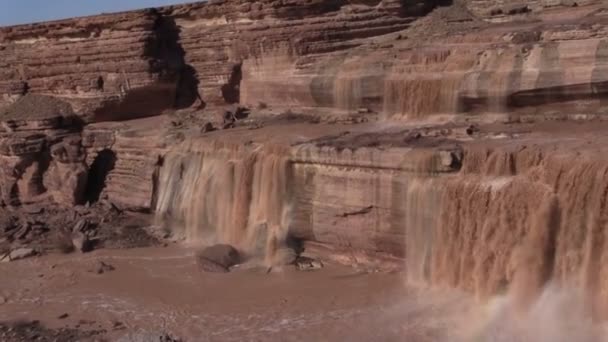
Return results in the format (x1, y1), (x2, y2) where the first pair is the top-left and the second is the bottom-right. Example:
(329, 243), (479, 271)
(195, 244), (240, 273)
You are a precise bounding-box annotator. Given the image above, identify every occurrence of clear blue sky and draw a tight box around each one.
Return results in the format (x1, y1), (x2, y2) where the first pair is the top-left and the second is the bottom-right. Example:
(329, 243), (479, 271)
(0, 0), (202, 27)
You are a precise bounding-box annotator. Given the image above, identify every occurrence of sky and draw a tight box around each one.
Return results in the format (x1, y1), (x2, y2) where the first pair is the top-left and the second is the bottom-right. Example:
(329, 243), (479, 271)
(0, 0), (202, 27)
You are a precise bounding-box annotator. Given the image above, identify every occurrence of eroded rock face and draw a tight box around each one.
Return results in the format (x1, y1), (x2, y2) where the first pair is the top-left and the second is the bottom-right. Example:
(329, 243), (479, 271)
(464, 0), (599, 18)
(0, 9), (194, 122)
(82, 117), (171, 211)
(0, 95), (87, 206)
(0, 0), (442, 115)
(1, 1), (606, 120)
(161, 0), (435, 106)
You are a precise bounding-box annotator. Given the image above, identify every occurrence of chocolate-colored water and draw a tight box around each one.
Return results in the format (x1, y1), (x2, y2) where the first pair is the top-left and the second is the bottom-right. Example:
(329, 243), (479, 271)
(0, 247), (412, 341)
(2, 247), (606, 341)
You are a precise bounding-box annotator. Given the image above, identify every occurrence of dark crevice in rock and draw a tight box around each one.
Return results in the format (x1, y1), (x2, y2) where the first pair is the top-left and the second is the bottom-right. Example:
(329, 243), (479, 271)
(84, 149), (116, 204)
(336, 206), (375, 218)
(399, 0), (453, 17)
(20, 82), (29, 96)
(96, 76), (104, 91)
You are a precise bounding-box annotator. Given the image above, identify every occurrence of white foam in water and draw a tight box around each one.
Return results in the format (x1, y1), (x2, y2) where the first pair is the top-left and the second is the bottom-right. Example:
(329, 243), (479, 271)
(460, 284), (608, 342)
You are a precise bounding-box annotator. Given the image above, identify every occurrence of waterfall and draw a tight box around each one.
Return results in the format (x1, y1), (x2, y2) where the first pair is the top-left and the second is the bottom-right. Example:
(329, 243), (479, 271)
(383, 75), (463, 118)
(333, 76), (362, 110)
(404, 177), (442, 286)
(154, 141), (292, 264)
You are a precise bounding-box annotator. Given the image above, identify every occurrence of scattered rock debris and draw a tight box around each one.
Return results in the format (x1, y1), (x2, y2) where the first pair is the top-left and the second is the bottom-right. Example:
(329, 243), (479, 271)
(116, 331), (182, 342)
(295, 256), (324, 271)
(0, 203), (161, 256)
(0, 320), (105, 342)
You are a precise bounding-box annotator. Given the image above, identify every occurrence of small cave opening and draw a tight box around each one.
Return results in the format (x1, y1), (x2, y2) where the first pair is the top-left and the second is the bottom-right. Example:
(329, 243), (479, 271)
(84, 149), (117, 204)
(21, 82), (30, 96)
(96, 76), (104, 91)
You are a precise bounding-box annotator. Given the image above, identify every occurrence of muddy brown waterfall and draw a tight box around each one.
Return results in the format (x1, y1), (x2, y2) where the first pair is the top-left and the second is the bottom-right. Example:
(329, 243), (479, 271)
(399, 145), (608, 329)
(155, 140), (293, 265)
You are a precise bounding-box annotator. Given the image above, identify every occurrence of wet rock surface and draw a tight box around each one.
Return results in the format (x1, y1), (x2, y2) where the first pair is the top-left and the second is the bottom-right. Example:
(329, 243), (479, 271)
(195, 244), (241, 273)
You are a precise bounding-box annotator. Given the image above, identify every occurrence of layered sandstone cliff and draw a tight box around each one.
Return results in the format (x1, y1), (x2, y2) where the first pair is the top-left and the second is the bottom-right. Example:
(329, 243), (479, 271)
(1, 0), (607, 120)
(0, 9), (195, 122)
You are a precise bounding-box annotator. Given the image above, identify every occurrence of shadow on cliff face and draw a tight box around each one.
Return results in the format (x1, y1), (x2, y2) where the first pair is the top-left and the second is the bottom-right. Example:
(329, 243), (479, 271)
(153, 14), (204, 110)
(84, 149), (116, 204)
(93, 10), (203, 122)
(221, 63), (242, 104)
(399, 0), (453, 16)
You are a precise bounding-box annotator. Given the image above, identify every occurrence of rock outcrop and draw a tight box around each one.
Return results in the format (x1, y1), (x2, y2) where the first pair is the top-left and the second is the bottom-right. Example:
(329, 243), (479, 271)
(161, 0), (435, 106)
(0, 9), (195, 122)
(0, 95), (87, 206)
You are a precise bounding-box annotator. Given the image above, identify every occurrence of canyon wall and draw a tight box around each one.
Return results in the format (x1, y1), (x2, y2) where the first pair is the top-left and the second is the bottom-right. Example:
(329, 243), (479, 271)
(1, 0), (608, 318)
(1, 0), (606, 120)
(0, 9), (196, 122)
(239, 3), (608, 119)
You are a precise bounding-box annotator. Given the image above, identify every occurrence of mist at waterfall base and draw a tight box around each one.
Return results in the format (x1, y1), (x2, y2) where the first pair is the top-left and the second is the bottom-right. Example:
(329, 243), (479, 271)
(152, 140), (608, 341)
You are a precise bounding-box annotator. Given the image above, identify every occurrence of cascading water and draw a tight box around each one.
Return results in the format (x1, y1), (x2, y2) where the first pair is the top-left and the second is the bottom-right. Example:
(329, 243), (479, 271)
(151, 134), (608, 339)
(154, 140), (292, 265)
(400, 149), (608, 340)
(383, 76), (463, 118)
(404, 177), (442, 286)
(333, 76), (362, 111)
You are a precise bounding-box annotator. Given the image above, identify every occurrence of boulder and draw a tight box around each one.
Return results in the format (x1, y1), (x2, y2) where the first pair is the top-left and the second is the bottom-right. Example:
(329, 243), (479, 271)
(195, 244), (240, 273)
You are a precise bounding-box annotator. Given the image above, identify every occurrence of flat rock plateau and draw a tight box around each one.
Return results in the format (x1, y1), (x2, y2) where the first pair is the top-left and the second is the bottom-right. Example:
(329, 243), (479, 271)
(2, 0), (608, 341)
